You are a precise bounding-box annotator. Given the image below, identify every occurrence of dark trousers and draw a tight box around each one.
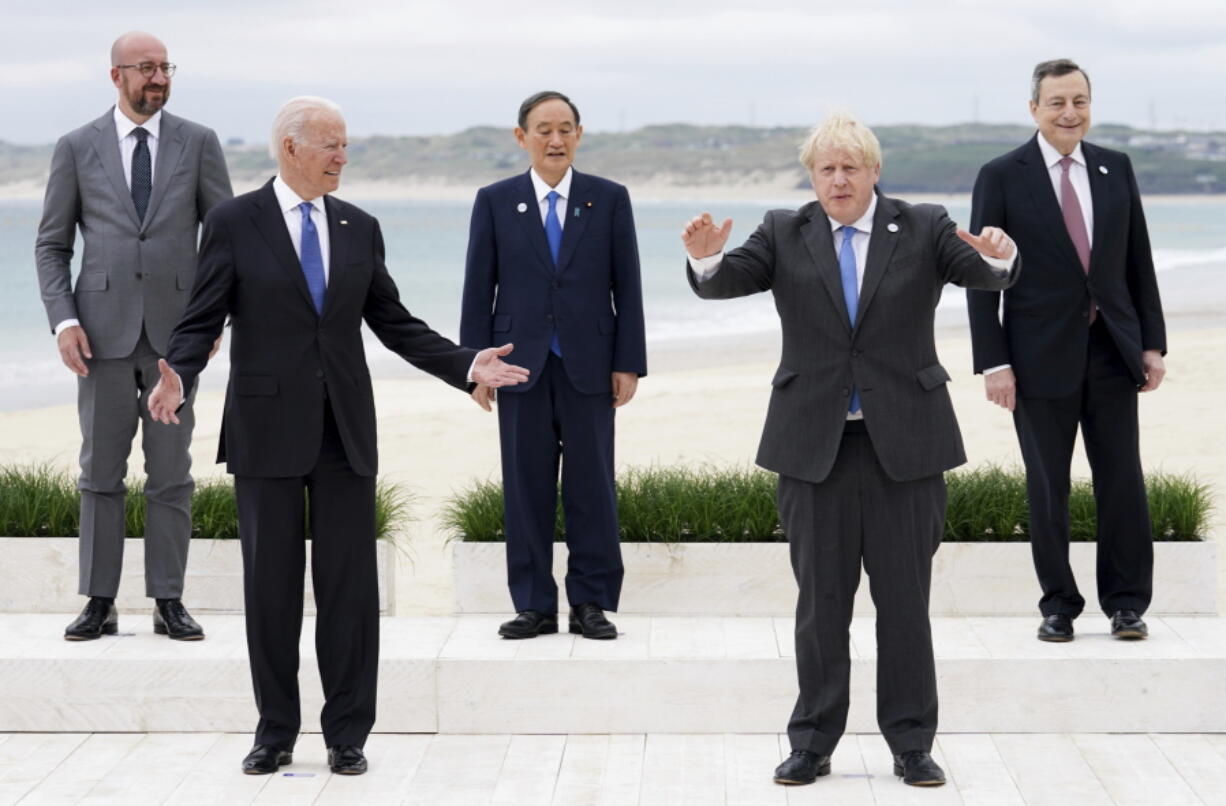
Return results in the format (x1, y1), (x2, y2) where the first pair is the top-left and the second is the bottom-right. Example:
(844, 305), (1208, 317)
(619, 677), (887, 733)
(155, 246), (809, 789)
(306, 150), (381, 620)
(779, 424), (943, 757)
(234, 401), (379, 750)
(1013, 318), (1153, 618)
(77, 330), (195, 598)
(497, 353), (623, 613)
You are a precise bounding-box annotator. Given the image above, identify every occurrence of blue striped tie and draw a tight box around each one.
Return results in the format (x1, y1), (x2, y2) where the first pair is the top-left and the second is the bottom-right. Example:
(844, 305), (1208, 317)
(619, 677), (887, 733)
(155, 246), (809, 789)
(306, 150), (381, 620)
(298, 202), (326, 314)
(839, 225), (861, 415)
(545, 191), (562, 356)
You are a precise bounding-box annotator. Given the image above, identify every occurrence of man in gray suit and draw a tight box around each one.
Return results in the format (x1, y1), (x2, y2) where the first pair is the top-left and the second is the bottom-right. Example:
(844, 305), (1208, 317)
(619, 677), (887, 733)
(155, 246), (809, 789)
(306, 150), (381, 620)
(35, 31), (232, 640)
(683, 112), (1019, 788)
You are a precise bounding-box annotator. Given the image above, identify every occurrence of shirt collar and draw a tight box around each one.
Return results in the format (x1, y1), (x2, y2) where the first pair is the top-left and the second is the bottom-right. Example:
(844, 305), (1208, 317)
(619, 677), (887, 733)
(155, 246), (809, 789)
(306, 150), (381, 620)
(828, 192), (878, 236)
(530, 166), (573, 204)
(273, 174), (325, 216)
(113, 106), (161, 141)
(1036, 131), (1085, 169)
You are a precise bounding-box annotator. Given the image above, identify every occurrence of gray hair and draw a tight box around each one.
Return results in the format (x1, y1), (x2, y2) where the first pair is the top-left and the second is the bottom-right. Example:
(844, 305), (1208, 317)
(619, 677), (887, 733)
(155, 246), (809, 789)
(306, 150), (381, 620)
(269, 96), (343, 160)
(1031, 59), (1091, 103)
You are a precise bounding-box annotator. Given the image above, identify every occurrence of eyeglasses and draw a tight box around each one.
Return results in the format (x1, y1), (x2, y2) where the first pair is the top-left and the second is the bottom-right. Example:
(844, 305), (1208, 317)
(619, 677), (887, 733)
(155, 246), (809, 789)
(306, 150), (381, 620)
(116, 62), (177, 78)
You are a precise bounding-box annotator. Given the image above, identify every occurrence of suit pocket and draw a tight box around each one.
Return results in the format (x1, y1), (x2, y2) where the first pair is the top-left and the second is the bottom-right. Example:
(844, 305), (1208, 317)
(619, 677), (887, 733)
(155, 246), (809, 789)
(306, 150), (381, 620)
(233, 375), (278, 397)
(598, 315), (616, 335)
(915, 364), (951, 391)
(75, 272), (108, 292)
(771, 366), (798, 388)
(492, 314), (512, 332)
(176, 269), (194, 291)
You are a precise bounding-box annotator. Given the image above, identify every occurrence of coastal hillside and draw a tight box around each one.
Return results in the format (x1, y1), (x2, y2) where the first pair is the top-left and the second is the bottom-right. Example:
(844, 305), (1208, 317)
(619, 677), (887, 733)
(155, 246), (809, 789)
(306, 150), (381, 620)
(4, 123), (1223, 194)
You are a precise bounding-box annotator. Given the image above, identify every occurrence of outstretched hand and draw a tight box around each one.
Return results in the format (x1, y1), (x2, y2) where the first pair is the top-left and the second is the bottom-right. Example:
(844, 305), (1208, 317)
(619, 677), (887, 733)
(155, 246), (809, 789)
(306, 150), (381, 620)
(472, 343), (530, 389)
(957, 226), (1016, 260)
(682, 213), (733, 259)
(147, 359), (183, 425)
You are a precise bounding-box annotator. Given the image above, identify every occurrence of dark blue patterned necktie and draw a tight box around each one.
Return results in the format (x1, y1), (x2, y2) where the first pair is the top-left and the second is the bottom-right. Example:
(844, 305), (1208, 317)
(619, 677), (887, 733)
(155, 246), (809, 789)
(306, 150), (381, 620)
(298, 202), (326, 314)
(545, 190), (563, 356)
(131, 127), (152, 222)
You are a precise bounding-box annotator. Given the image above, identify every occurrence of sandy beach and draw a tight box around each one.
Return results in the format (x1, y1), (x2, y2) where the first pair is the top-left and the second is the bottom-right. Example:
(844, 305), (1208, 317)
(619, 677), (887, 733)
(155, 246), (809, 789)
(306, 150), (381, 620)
(2, 323), (1222, 616)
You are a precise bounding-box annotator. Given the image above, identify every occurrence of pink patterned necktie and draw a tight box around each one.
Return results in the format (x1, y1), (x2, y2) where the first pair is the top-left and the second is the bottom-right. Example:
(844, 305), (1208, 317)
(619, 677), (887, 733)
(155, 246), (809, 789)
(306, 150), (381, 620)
(1059, 156), (1095, 322)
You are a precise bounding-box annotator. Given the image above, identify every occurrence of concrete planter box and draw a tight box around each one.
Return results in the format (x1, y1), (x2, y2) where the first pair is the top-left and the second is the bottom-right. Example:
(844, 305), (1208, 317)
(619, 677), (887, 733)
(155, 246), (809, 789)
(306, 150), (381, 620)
(0, 537), (395, 615)
(453, 540), (1217, 617)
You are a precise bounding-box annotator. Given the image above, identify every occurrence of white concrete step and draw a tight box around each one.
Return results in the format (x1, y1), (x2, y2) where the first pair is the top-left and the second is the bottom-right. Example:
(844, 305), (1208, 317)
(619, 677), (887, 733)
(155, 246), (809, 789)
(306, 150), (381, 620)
(3, 614), (1223, 736)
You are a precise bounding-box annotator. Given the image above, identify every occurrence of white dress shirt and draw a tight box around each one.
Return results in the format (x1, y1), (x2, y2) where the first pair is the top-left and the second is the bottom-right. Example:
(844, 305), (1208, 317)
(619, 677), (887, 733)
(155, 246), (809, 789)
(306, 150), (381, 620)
(273, 174), (331, 284)
(54, 108), (165, 336)
(529, 167), (573, 230)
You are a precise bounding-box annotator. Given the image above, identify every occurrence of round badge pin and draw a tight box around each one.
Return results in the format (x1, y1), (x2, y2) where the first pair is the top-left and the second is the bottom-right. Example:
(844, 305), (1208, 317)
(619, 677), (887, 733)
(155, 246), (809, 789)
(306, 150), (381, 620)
(516, 202), (528, 213)
(887, 223), (899, 233)
(1099, 165), (1109, 175)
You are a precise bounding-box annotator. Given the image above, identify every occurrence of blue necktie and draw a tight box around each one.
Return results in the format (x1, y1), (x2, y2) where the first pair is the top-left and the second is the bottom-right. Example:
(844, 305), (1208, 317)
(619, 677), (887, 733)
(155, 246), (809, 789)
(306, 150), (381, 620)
(298, 202), (326, 314)
(545, 190), (563, 356)
(839, 225), (861, 414)
(131, 127), (152, 222)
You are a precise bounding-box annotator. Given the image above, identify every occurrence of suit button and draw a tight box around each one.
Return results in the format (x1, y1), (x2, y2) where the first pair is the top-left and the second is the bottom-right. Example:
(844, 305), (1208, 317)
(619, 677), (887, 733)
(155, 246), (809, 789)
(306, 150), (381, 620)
(139, 234), (146, 241)
(546, 315), (554, 323)
(135, 272), (143, 280)
(851, 349), (861, 357)
(552, 280), (561, 289)
(315, 370), (324, 379)
(841, 388), (849, 396)
(1081, 310), (1089, 319)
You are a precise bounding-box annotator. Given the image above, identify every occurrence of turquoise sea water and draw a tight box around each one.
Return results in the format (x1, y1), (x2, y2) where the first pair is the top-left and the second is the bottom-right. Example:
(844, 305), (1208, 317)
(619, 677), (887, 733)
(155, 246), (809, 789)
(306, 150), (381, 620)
(2, 195), (1224, 411)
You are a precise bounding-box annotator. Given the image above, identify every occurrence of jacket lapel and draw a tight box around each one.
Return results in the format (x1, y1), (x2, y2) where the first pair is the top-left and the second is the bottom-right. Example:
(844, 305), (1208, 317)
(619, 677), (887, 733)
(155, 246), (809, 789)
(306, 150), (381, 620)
(142, 111), (187, 229)
(89, 110), (142, 230)
(512, 171), (556, 275)
(799, 202), (852, 332)
(322, 195), (349, 317)
(555, 171), (592, 275)
(1020, 134), (1086, 279)
(855, 192), (901, 328)
(250, 179), (317, 314)
(1082, 141), (1109, 275)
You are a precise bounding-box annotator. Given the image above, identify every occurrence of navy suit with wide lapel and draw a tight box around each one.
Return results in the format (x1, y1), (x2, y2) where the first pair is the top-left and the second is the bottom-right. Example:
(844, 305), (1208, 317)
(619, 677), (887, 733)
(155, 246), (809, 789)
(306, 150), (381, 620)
(166, 178), (475, 749)
(460, 168), (646, 615)
(967, 133), (1166, 620)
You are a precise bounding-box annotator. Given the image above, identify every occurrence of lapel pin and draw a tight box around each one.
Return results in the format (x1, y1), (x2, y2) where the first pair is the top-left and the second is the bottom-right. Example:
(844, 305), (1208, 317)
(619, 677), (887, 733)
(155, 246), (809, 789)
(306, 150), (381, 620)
(887, 222), (899, 233)
(1098, 165), (1109, 175)
(516, 202), (528, 213)
(573, 207), (581, 218)
(339, 220), (348, 225)
(585, 201), (593, 208)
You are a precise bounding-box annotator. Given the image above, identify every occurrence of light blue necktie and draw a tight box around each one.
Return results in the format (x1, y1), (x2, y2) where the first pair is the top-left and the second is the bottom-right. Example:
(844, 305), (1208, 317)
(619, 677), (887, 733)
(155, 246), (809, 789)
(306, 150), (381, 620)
(298, 201), (326, 314)
(545, 190), (563, 356)
(839, 225), (861, 415)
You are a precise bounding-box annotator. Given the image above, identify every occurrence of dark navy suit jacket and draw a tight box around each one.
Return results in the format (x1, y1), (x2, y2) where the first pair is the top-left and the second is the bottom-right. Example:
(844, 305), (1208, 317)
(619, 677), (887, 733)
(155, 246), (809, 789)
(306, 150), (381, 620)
(460, 169), (647, 394)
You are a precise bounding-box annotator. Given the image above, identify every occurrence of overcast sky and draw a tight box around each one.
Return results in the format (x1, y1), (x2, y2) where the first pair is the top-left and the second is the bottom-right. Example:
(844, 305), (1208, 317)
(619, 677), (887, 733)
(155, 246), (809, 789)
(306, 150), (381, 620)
(4, 0), (1225, 145)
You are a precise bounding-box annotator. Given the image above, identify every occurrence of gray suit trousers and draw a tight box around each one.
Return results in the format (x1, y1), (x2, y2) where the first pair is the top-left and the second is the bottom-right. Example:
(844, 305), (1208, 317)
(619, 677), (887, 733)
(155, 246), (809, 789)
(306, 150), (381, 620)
(779, 424), (943, 757)
(77, 331), (195, 598)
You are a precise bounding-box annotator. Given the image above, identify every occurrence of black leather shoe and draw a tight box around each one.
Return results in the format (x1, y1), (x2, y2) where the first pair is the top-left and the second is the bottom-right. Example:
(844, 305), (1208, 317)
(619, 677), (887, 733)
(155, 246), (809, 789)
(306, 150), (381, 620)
(154, 599), (205, 640)
(1111, 610), (1148, 640)
(894, 750), (946, 786)
(64, 598), (118, 641)
(569, 603), (617, 640)
(773, 749), (831, 785)
(242, 745), (292, 775)
(498, 610), (558, 639)
(328, 745), (368, 775)
(1037, 614), (1074, 642)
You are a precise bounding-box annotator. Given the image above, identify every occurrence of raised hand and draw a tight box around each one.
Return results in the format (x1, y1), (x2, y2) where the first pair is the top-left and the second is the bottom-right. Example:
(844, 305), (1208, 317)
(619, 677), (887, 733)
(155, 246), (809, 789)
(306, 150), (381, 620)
(957, 226), (1016, 260)
(147, 359), (184, 425)
(682, 213), (733, 259)
(57, 325), (92, 377)
(472, 343), (530, 389)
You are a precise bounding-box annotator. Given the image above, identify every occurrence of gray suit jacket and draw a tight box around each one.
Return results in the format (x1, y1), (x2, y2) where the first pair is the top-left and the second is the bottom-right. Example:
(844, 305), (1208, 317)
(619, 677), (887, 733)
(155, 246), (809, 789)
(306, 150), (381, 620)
(689, 193), (1020, 484)
(35, 108), (233, 358)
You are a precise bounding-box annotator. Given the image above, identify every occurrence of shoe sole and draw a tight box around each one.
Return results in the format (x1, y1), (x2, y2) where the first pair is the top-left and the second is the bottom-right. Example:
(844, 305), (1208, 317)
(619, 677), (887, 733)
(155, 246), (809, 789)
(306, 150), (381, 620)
(64, 623), (118, 641)
(569, 625), (617, 640)
(1113, 629), (1148, 640)
(894, 764), (945, 785)
(774, 765), (831, 785)
(330, 766), (368, 775)
(1036, 633), (1073, 642)
(243, 756), (292, 775)
(153, 624), (205, 640)
(499, 624), (559, 639)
